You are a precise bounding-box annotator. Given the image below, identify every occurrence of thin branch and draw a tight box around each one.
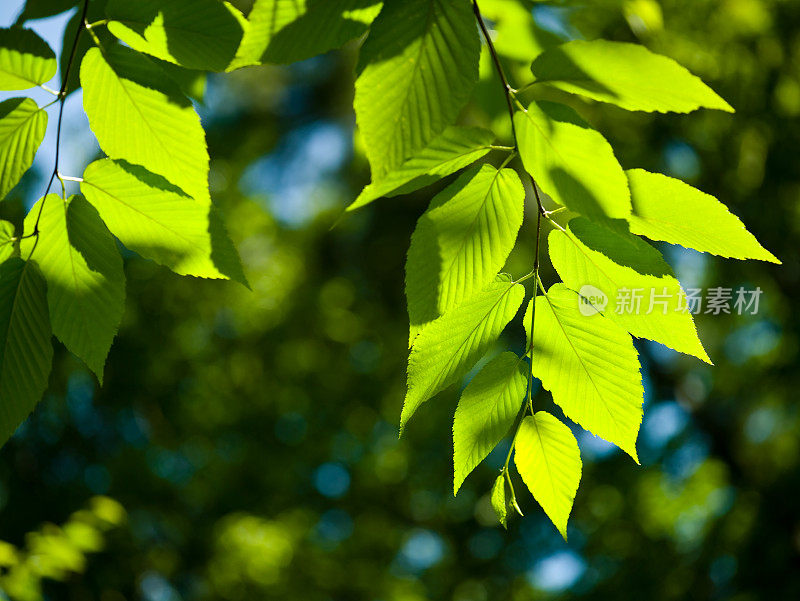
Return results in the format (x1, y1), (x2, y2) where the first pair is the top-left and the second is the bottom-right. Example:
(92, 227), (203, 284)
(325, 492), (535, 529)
(26, 0), (91, 260)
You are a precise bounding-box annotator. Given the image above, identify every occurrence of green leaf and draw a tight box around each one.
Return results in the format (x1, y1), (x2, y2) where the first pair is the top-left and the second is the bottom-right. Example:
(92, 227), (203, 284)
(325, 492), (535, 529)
(61, 0), (112, 97)
(406, 164), (524, 344)
(549, 217), (711, 363)
(626, 169), (779, 263)
(0, 258), (52, 447)
(490, 474), (507, 528)
(0, 221), (15, 263)
(106, 0), (245, 71)
(514, 412), (581, 539)
(231, 0), (382, 68)
(20, 195), (125, 383)
(453, 352), (526, 494)
(81, 159), (247, 285)
(347, 126), (496, 212)
(80, 45), (210, 204)
(530, 40), (734, 113)
(355, 0), (480, 177)
(514, 101), (631, 219)
(526, 284), (643, 462)
(0, 97), (47, 201)
(0, 27), (56, 90)
(403, 276), (525, 432)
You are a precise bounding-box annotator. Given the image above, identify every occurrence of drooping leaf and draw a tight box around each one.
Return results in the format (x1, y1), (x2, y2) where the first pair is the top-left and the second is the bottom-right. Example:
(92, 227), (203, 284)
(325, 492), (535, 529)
(106, 0), (245, 71)
(626, 169), (779, 263)
(0, 27), (57, 90)
(231, 0), (382, 68)
(453, 352), (526, 494)
(0, 97), (47, 201)
(20, 195), (125, 383)
(514, 101), (631, 219)
(526, 284), (643, 461)
(347, 126), (496, 212)
(81, 159), (247, 285)
(490, 474), (507, 528)
(0, 221), (15, 263)
(406, 164), (524, 344)
(0, 258), (52, 447)
(549, 217), (711, 363)
(403, 276), (525, 432)
(530, 40), (733, 113)
(355, 0), (480, 177)
(80, 44), (210, 204)
(514, 412), (582, 539)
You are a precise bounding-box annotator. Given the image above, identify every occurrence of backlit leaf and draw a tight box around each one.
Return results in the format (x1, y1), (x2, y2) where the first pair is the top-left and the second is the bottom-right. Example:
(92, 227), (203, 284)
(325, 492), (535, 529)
(403, 276), (525, 432)
(526, 284), (643, 461)
(514, 101), (631, 219)
(20, 195), (125, 383)
(490, 474), (507, 528)
(355, 0), (480, 177)
(0, 221), (15, 263)
(530, 40), (733, 113)
(0, 27), (56, 90)
(514, 412), (581, 539)
(453, 351), (526, 494)
(406, 164), (524, 344)
(0, 97), (47, 201)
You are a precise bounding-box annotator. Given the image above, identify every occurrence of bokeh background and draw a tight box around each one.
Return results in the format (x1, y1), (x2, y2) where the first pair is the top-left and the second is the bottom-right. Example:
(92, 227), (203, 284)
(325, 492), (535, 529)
(0, 0), (798, 599)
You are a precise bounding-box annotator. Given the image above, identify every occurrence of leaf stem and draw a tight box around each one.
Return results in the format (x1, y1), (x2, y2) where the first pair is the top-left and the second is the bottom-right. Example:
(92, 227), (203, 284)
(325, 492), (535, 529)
(25, 0), (91, 260)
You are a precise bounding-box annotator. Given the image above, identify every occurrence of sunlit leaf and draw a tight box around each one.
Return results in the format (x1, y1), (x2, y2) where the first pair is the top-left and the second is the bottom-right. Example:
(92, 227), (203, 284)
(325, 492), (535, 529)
(403, 276), (525, 432)
(490, 474), (507, 528)
(406, 164), (524, 344)
(549, 217), (711, 362)
(0, 27), (56, 90)
(20, 195), (125, 383)
(514, 412), (581, 539)
(0, 221), (15, 263)
(530, 40), (734, 113)
(626, 169), (779, 263)
(515, 101), (631, 219)
(0, 97), (47, 201)
(526, 284), (643, 461)
(453, 351), (526, 494)
(80, 45), (210, 204)
(355, 0), (480, 177)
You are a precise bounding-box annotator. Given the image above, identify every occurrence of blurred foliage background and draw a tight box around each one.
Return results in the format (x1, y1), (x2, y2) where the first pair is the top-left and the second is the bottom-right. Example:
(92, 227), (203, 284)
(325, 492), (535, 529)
(0, 0), (799, 599)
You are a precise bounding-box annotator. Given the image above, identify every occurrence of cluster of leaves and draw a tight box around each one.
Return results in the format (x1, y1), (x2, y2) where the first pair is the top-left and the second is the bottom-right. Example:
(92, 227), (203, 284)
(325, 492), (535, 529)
(0, 496), (125, 601)
(0, 0), (781, 540)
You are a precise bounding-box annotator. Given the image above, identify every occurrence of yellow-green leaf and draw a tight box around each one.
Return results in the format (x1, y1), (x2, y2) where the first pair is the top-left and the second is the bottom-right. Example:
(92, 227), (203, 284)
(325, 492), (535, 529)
(514, 412), (582, 539)
(0, 27), (56, 90)
(490, 474), (507, 528)
(0, 97), (47, 201)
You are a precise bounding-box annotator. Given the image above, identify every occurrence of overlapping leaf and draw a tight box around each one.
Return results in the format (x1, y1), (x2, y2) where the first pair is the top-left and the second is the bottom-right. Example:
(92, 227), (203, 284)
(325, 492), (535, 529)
(355, 0), (480, 177)
(20, 195), (125, 382)
(232, 0), (382, 68)
(0, 258), (52, 446)
(530, 40), (734, 113)
(0, 97), (47, 201)
(406, 165), (524, 343)
(549, 217), (710, 362)
(514, 412), (582, 539)
(514, 101), (631, 219)
(81, 159), (246, 285)
(81, 45), (210, 204)
(106, 0), (245, 71)
(0, 221), (15, 263)
(403, 276), (524, 432)
(347, 126), (496, 212)
(453, 351), (526, 494)
(0, 27), (56, 90)
(626, 169), (779, 263)
(526, 284), (643, 461)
